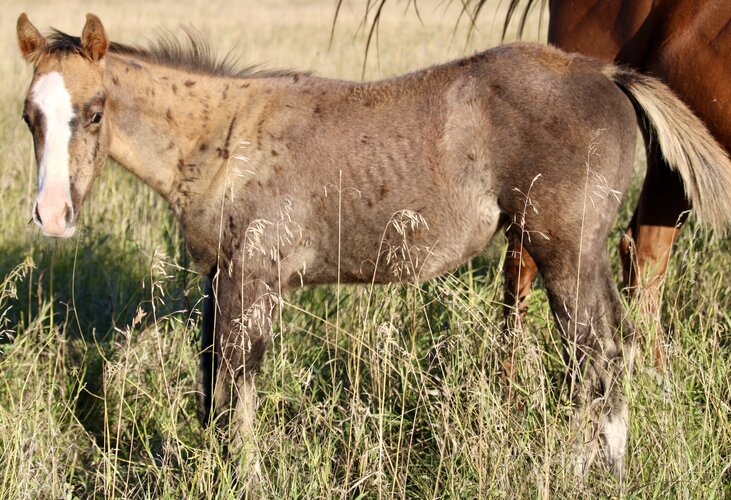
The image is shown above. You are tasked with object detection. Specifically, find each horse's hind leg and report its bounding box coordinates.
[532,242,636,480]
[503,233,539,327]
[501,233,539,382]
[619,144,688,372]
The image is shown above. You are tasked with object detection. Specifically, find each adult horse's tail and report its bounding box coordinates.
[604,66,731,231]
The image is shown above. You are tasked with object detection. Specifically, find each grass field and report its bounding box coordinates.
[1,0,729,497]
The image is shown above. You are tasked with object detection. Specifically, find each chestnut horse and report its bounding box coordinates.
[17,13,731,480]
[503,0,731,368]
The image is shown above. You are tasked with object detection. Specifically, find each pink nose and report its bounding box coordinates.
[33,198,75,238]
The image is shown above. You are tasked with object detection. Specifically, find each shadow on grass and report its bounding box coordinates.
[2,235,195,336]
[0,233,201,445]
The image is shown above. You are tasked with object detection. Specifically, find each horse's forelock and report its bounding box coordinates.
[45,30,84,56]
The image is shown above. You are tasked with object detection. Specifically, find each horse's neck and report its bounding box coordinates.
[103,55,260,212]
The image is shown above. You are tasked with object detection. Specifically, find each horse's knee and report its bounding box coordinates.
[211,333,268,429]
[212,369,257,422]
[231,375,258,446]
[208,281,273,452]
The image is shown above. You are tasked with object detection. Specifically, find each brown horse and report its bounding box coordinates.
[503,0,731,368]
[16,13,731,480]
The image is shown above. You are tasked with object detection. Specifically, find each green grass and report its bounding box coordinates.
[1,0,730,497]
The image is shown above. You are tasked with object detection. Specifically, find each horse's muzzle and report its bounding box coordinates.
[33,196,75,238]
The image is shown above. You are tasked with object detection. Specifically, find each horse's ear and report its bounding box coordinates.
[17,13,46,64]
[81,13,108,61]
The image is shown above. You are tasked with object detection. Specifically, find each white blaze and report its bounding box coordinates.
[31,71,75,237]
[32,71,74,193]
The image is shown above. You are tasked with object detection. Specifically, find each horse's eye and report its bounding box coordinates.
[22,113,30,127]
[90,112,103,125]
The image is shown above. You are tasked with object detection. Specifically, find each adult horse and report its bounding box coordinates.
[16,13,731,480]
[502,0,731,368]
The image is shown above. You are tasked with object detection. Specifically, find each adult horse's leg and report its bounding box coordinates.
[502,233,539,382]
[619,143,689,371]
[197,270,216,426]
[503,233,539,326]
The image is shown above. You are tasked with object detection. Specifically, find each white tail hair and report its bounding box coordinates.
[605,65,731,232]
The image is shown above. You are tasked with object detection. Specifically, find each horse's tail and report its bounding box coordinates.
[604,65,731,232]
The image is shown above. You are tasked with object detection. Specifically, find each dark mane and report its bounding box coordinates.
[46,28,304,79]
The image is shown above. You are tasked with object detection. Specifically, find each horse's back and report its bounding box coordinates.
[232,43,639,285]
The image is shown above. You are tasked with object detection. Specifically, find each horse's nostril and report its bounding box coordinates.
[63,203,74,224]
[33,203,42,226]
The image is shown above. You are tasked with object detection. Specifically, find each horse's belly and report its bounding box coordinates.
[358,191,502,283]
[420,197,501,280]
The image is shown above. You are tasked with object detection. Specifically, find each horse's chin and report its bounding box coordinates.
[41,225,76,239]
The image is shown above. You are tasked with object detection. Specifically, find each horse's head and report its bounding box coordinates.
[17,13,110,238]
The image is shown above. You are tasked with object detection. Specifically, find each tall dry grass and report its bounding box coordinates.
[0,0,729,497]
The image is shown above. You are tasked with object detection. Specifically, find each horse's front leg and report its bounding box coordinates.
[196,271,216,426]
[208,266,276,475]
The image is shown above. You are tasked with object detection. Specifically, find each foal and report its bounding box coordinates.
[17,13,731,479]
[502,0,731,370]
